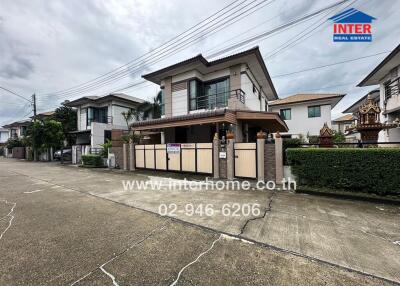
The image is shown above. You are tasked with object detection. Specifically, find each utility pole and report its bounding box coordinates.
[32,94,38,161]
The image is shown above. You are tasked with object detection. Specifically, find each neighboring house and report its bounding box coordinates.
[65,93,145,148]
[2,119,31,139]
[0,128,9,144]
[358,43,400,142]
[269,93,345,139]
[342,89,380,142]
[130,47,288,143]
[332,114,356,133]
[31,111,55,120]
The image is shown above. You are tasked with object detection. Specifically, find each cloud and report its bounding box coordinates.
[0,0,399,126]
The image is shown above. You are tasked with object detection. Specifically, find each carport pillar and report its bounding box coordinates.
[275,134,283,184]
[257,138,265,182]
[227,138,234,180]
[129,143,135,171]
[213,137,219,179]
[123,143,128,171]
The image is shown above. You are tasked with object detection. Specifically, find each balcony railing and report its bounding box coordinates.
[192,89,245,111]
[88,116,113,126]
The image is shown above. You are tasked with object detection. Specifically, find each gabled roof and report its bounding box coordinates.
[343,89,380,113]
[329,8,376,23]
[332,114,356,122]
[2,119,31,129]
[142,47,278,100]
[269,93,345,108]
[358,44,400,86]
[65,93,144,107]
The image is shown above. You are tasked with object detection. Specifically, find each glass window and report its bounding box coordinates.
[160,88,165,116]
[280,108,291,120]
[87,107,108,125]
[203,78,229,109]
[308,106,321,118]
[189,80,198,111]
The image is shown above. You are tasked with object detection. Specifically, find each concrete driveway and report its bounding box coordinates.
[0,158,399,285]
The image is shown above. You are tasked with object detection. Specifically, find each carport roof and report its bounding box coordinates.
[130,109,288,132]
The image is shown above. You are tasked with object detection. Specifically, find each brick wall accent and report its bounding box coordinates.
[264,143,276,182]
[111,129,124,147]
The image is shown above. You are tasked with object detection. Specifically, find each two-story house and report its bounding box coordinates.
[65,93,145,148]
[268,93,344,139]
[130,47,288,142]
[2,119,31,139]
[358,43,400,142]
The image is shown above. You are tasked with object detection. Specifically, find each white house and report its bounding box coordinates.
[358,43,400,142]
[65,93,145,149]
[130,47,288,143]
[269,93,344,139]
[2,119,31,139]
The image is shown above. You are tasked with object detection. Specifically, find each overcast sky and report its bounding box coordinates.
[1,0,399,126]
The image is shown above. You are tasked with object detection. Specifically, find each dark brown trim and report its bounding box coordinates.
[269,94,345,107]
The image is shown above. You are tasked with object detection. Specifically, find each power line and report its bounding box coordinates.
[43,0,344,101]
[271,51,390,78]
[40,0,252,97]
[42,0,273,100]
[206,0,349,58]
[0,86,31,103]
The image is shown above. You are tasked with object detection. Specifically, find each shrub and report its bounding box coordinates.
[81,154,103,167]
[287,148,400,196]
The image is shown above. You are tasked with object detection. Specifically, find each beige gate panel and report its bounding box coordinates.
[181,145,196,172]
[234,143,256,178]
[135,145,145,168]
[155,144,167,170]
[196,143,212,174]
[168,153,180,171]
[145,145,155,169]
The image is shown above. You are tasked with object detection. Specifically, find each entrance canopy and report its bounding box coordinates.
[130,109,288,133]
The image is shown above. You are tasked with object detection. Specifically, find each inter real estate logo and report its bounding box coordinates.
[329,8,376,42]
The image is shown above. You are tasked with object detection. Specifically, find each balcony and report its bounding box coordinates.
[191,89,245,111]
[87,115,113,126]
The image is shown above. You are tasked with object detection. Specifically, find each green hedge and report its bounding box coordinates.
[81,154,103,167]
[287,148,400,195]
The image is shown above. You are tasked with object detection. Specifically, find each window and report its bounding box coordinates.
[195,78,229,110]
[160,88,165,116]
[87,106,108,126]
[308,106,321,118]
[252,84,257,94]
[188,80,200,111]
[104,130,112,143]
[265,100,268,111]
[280,108,291,120]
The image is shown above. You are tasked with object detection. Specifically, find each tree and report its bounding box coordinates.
[27,119,65,153]
[52,104,77,146]
[333,130,346,143]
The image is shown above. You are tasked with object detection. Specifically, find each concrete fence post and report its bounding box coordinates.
[257,138,265,182]
[213,137,220,179]
[123,143,128,171]
[129,143,135,171]
[226,138,235,180]
[275,136,283,184]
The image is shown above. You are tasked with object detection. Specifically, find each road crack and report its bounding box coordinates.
[0,199,16,241]
[238,191,275,236]
[170,234,222,286]
[70,220,170,285]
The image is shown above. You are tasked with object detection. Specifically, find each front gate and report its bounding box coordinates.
[134,143,213,174]
[234,143,257,179]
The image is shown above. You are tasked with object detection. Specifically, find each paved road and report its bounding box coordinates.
[0,158,399,285]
